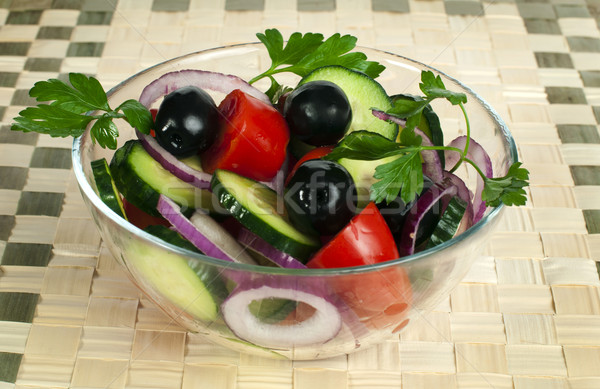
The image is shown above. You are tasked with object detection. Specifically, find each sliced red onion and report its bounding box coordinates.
[156,194,256,265]
[139,69,270,109]
[397,181,458,256]
[414,128,443,183]
[137,130,212,190]
[444,136,493,223]
[372,109,443,183]
[442,171,474,234]
[372,109,400,125]
[237,227,307,269]
[221,276,342,348]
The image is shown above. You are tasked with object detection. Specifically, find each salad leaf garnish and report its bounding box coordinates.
[250,29,385,101]
[482,162,529,207]
[327,70,530,207]
[12,73,152,149]
[325,131,426,204]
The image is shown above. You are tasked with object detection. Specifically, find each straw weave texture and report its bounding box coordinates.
[1,0,600,388]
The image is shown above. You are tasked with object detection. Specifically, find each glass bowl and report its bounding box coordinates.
[72,43,517,360]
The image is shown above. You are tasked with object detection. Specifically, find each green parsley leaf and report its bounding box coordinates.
[117,99,153,134]
[12,73,153,149]
[324,131,425,204]
[419,70,467,105]
[399,119,423,147]
[251,29,385,99]
[90,115,119,150]
[482,162,530,207]
[325,130,403,161]
[328,68,530,208]
[12,105,93,137]
[371,151,423,204]
[387,96,432,119]
[257,29,324,69]
[29,73,110,113]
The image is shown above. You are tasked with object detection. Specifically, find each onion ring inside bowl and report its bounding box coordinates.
[222,277,342,348]
[138,69,271,108]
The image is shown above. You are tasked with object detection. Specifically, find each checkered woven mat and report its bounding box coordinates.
[1,0,600,387]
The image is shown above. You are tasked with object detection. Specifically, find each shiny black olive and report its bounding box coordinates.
[284,159,357,236]
[154,86,220,158]
[377,175,438,246]
[283,80,352,146]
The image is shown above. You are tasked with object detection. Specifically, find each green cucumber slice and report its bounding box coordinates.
[337,155,398,208]
[110,140,200,217]
[248,297,297,324]
[426,196,468,249]
[211,169,320,262]
[144,224,230,303]
[299,65,398,140]
[91,158,127,219]
[128,240,220,322]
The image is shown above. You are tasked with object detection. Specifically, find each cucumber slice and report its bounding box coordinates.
[144,224,230,303]
[211,169,321,262]
[110,140,203,217]
[299,65,398,140]
[426,196,467,249]
[248,297,297,324]
[338,155,398,208]
[91,158,127,219]
[128,239,220,322]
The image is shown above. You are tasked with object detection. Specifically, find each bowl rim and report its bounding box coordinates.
[72,42,518,277]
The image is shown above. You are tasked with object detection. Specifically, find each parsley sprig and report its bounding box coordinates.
[326,70,530,207]
[249,29,385,101]
[12,73,152,149]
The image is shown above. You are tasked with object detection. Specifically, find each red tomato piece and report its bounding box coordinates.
[306,202,412,330]
[123,198,170,230]
[285,145,334,186]
[306,202,399,268]
[150,108,158,137]
[201,89,290,182]
[343,266,412,330]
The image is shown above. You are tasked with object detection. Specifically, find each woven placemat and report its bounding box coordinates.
[1,0,600,387]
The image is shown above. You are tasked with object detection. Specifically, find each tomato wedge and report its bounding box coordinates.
[306,202,399,268]
[285,145,334,185]
[306,202,412,330]
[201,89,289,182]
[123,198,170,230]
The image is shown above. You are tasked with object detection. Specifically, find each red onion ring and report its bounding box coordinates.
[137,130,212,190]
[138,69,271,109]
[156,194,256,265]
[236,227,307,269]
[397,180,458,256]
[444,136,493,223]
[371,110,443,183]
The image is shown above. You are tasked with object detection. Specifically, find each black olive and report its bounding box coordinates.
[283,80,352,146]
[154,86,220,158]
[284,159,357,236]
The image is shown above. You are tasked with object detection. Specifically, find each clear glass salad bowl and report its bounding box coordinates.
[72,43,517,360]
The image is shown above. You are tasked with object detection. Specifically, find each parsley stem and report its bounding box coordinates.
[462,157,488,183]
[249,66,292,85]
[448,102,470,174]
[248,74,263,85]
